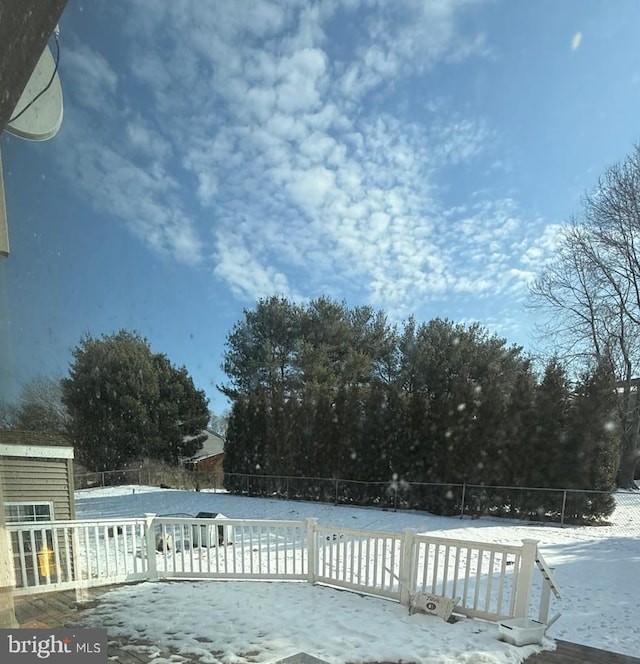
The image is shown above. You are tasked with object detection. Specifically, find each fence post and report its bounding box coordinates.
[334,479,339,506]
[560,490,567,527]
[101,472,105,487]
[306,518,318,585]
[460,483,466,518]
[144,513,158,581]
[399,528,417,607]
[514,539,538,618]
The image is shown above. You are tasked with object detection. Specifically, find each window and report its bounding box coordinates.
[6,502,56,587]
[4,502,53,523]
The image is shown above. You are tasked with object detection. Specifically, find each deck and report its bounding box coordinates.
[12,587,640,664]
[525,641,640,664]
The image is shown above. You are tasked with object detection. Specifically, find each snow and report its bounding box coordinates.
[73,486,640,663]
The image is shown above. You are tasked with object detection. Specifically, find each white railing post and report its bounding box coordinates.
[514,539,538,619]
[306,518,318,585]
[538,567,554,623]
[72,525,91,606]
[399,528,417,607]
[144,513,158,581]
[535,553,561,624]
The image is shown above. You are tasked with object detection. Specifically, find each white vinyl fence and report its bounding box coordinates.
[7,515,559,623]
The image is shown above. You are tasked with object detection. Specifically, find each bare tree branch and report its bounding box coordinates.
[530,144,640,486]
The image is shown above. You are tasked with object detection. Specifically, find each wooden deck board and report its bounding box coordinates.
[13,587,640,664]
[15,588,163,664]
[524,640,640,664]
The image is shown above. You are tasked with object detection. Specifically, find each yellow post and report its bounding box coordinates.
[37,542,54,579]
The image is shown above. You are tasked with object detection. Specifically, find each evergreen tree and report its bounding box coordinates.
[500,364,537,486]
[566,359,619,519]
[221,297,616,521]
[222,296,303,398]
[361,380,400,482]
[529,358,573,489]
[62,330,209,471]
[147,356,210,464]
[224,396,248,492]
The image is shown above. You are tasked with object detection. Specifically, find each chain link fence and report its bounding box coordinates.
[223,474,633,526]
[75,468,640,533]
[75,466,224,492]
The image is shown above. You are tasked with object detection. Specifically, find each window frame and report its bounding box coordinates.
[4,501,55,524]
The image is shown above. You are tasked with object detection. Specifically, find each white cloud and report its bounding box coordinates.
[572,32,582,51]
[196,173,219,205]
[213,230,293,301]
[58,0,552,329]
[57,107,204,266]
[168,226,204,266]
[125,118,171,161]
[63,44,118,111]
[521,224,564,268]
[288,166,336,210]
[276,48,328,113]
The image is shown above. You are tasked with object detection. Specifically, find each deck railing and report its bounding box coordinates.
[7,515,559,623]
[312,524,405,602]
[148,515,308,581]
[7,517,149,593]
[412,534,533,620]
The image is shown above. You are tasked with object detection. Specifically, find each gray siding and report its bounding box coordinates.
[1,457,74,521]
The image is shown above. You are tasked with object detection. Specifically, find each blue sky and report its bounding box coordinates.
[2,0,640,413]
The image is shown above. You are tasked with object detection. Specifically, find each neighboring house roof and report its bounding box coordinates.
[615,378,640,391]
[0,429,74,459]
[183,429,225,463]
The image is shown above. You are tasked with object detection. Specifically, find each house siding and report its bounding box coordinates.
[194,454,224,473]
[1,457,74,520]
[0,432,77,589]
[0,430,76,522]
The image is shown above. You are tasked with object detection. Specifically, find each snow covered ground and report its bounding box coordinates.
[73,486,640,663]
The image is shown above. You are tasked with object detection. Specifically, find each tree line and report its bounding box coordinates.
[1,305,621,522]
[6,142,640,517]
[222,297,619,521]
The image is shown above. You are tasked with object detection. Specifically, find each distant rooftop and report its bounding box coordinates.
[183,429,224,462]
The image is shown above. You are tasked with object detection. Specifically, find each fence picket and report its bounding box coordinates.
[497,552,508,615]
[63,528,72,583]
[462,546,472,608]
[431,544,440,593]
[485,550,495,614]
[15,532,27,587]
[472,547,483,612]
[442,544,451,594]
